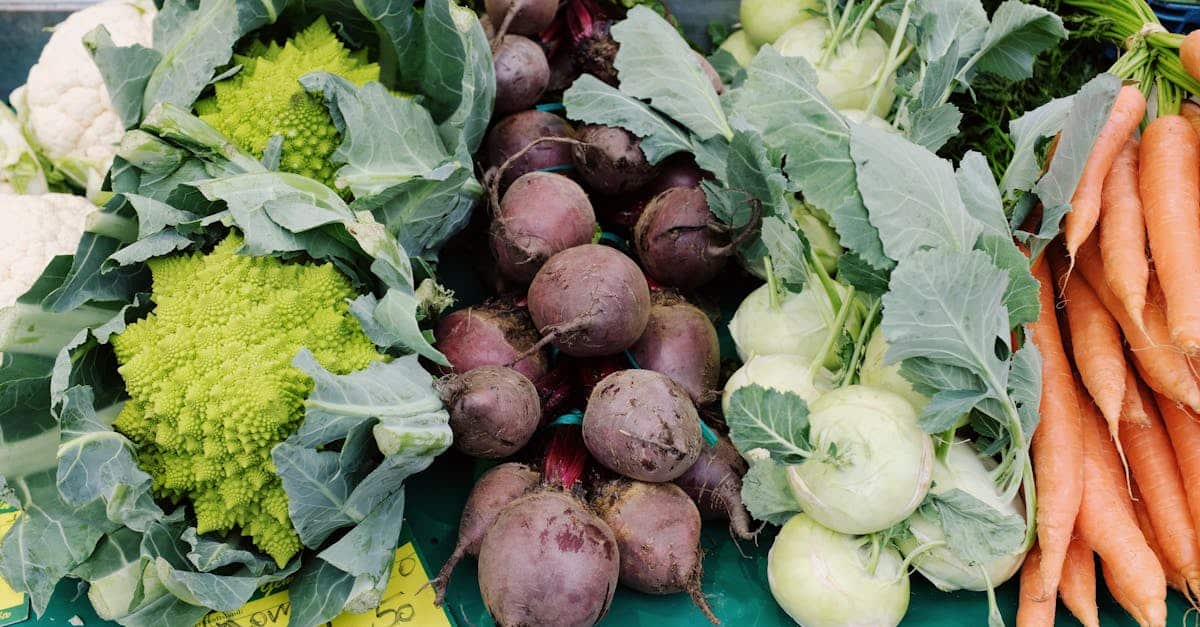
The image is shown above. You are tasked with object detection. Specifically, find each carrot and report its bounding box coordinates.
[1182,101,1200,137]
[1076,236,1200,411]
[1155,393,1200,545]
[1017,544,1056,627]
[1064,85,1147,262]
[1133,484,1187,593]
[1181,31,1200,84]
[1099,136,1149,331]
[1140,115,1200,353]
[1059,536,1099,627]
[1119,379,1200,598]
[1122,367,1152,426]
[1076,396,1167,627]
[1028,255,1085,599]
[1058,267,1127,436]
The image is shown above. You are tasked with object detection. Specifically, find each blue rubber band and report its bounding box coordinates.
[536,102,566,112]
[598,231,630,254]
[700,422,719,447]
[538,163,576,173]
[550,410,584,426]
[623,349,641,370]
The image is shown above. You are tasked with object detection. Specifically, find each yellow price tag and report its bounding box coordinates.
[0,507,29,627]
[199,542,451,627]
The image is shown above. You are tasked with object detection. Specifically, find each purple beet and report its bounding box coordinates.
[439,366,542,459]
[490,171,597,283]
[430,463,540,604]
[486,0,558,37]
[594,480,718,623]
[629,292,720,405]
[492,35,550,116]
[582,369,703,482]
[527,244,651,357]
[642,155,710,199]
[673,435,754,540]
[634,186,730,289]
[478,491,620,626]
[434,297,548,382]
[485,110,576,190]
[572,125,658,195]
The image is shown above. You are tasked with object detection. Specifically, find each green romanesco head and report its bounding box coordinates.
[111,234,385,566]
[195,16,379,190]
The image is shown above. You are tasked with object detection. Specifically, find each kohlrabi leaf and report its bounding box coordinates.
[612,6,732,141]
[921,389,991,434]
[926,489,1026,565]
[84,27,161,130]
[1008,342,1043,440]
[725,385,811,465]
[730,48,889,269]
[968,1,1066,82]
[1000,94,1073,201]
[1027,74,1121,254]
[563,75,693,164]
[741,456,802,526]
[906,103,962,153]
[976,234,1040,327]
[837,253,891,296]
[910,0,988,64]
[850,125,983,260]
[303,73,451,198]
[956,152,1009,238]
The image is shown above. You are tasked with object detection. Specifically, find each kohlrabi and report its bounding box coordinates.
[786,385,934,535]
[768,513,910,627]
[896,442,1028,594]
[774,19,895,116]
[728,281,859,370]
[719,30,759,68]
[739,0,822,47]
[858,327,929,413]
[722,354,832,415]
[788,198,841,274]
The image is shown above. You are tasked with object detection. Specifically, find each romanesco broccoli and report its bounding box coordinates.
[111,234,384,566]
[195,16,379,190]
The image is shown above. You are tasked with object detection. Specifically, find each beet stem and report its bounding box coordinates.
[687,567,721,625]
[544,427,588,488]
[488,136,585,210]
[491,0,521,46]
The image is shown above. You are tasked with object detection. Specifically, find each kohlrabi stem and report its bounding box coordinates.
[895,540,947,578]
[825,0,837,33]
[865,0,913,116]
[981,566,1003,627]
[819,0,857,68]
[840,297,881,387]
[850,0,886,45]
[810,286,857,387]
[764,256,782,310]
[1021,461,1037,550]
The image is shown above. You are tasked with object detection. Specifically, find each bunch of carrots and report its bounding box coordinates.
[1017,82,1200,627]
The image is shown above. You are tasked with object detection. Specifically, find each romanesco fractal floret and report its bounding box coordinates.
[111,234,384,566]
[194,16,379,190]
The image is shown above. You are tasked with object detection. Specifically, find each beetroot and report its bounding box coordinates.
[485,110,576,190]
[527,244,651,357]
[568,0,620,86]
[594,480,718,623]
[439,366,542,459]
[490,171,597,283]
[434,297,548,382]
[572,125,658,195]
[629,292,720,405]
[634,186,729,289]
[583,369,703,481]
[492,35,550,116]
[673,435,754,540]
[486,0,558,38]
[430,463,540,604]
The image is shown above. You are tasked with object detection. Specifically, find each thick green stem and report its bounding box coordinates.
[820,0,857,68]
[866,0,913,116]
[841,297,881,387]
[810,287,856,387]
[764,256,781,310]
[850,0,886,45]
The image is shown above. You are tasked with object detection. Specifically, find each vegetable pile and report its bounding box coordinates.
[4,0,1200,625]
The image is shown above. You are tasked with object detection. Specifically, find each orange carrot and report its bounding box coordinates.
[1133,484,1187,593]
[1140,115,1200,352]
[1182,101,1200,137]
[1076,236,1200,411]
[1017,545,1056,627]
[1119,380,1200,598]
[1059,269,1127,435]
[1155,393,1200,543]
[1122,367,1152,426]
[1076,396,1166,627]
[1099,136,1149,331]
[1065,85,1147,262]
[1059,536,1099,627]
[1029,255,1085,599]
[1181,31,1200,84]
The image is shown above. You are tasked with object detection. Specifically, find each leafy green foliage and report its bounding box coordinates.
[725,385,811,465]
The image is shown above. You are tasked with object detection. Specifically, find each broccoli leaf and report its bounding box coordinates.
[563,75,693,164]
[926,489,1026,565]
[612,6,732,141]
[741,456,802,526]
[350,169,480,262]
[730,48,889,269]
[289,558,356,626]
[725,385,811,465]
[84,27,161,130]
[318,488,405,580]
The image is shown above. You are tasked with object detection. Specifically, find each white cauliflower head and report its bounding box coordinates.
[0,103,48,195]
[0,193,96,307]
[10,0,155,198]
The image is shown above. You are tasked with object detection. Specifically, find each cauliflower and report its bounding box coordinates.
[0,104,48,195]
[10,0,155,198]
[0,193,95,307]
[195,16,379,190]
[110,235,386,566]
